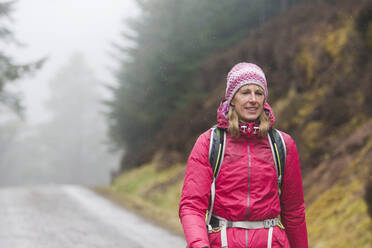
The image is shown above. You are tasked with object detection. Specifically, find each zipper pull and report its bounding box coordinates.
[241,125,248,133]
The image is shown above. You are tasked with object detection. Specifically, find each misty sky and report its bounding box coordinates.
[7,0,138,124]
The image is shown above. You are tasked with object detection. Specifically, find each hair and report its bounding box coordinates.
[227,107,240,138]
[227,107,270,138]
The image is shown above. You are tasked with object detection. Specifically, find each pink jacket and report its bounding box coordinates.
[179,102,308,248]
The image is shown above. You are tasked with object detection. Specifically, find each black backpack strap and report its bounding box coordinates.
[268,128,287,192]
[208,127,226,178]
[206,126,226,226]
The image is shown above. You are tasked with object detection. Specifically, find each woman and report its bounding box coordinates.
[179,62,308,248]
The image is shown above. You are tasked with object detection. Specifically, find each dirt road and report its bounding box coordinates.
[0,185,186,247]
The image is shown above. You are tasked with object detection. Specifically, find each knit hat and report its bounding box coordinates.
[221,62,268,118]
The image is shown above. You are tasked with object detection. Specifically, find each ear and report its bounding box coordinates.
[230,98,236,107]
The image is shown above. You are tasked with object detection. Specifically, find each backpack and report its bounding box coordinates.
[206,126,286,225]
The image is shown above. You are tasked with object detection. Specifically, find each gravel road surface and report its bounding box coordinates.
[0,185,186,248]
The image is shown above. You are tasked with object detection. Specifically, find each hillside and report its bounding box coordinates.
[107,0,372,247]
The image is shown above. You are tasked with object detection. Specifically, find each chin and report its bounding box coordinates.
[246,115,259,121]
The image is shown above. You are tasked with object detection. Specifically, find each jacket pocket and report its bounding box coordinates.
[208,232,221,247]
[272,227,290,248]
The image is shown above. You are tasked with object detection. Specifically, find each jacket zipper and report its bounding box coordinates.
[246,140,251,219]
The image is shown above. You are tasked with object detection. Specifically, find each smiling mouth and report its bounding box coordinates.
[245,107,257,111]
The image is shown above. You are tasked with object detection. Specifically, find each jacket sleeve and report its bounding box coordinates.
[280,133,308,248]
[179,130,213,248]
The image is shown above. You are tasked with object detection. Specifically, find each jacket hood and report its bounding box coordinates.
[216,98,276,130]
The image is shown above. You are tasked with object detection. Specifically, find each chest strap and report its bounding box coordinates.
[208,215,279,248]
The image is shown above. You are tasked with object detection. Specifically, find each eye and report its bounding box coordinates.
[255,91,263,96]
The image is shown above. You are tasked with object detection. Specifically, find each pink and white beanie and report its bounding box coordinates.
[221,62,268,118]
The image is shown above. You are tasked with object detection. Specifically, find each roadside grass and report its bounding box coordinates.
[94,162,185,236]
[307,180,372,248]
[307,137,372,248]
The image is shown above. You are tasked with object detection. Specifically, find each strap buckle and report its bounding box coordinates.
[207,224,222,233]
[263,218,277,228]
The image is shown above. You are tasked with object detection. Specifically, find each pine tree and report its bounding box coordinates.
[0,1,43,112]
[40,54,116,185]
[108,0,307,169]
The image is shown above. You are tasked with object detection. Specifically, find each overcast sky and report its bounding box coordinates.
[7,0,138,124]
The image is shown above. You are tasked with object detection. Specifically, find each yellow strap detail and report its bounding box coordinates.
[273,143,281,175]
[214,143,222,176]
[278,217,285,230]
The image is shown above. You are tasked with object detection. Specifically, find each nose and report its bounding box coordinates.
[248,92,257,103]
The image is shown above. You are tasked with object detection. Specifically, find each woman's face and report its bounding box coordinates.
[231,84,265,122]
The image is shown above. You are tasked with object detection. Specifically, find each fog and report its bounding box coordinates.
[0,1,138,186]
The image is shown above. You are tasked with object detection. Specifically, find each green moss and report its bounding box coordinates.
[308,184,372,247]
[322,19,353,61]
[300,121,324,164]
[290,86,327,127]
[295,46,316,84]
[341,136,372,179]
[302,121,323,150]
[273,88,297,120]
[342,114,368,135]
[359,137,372,158]
[307,170,372,247]
[305,165,328,203]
